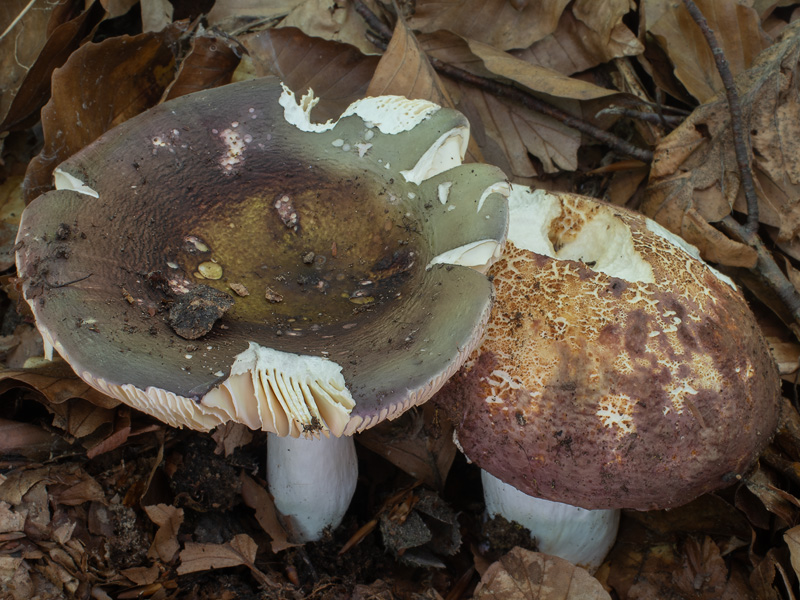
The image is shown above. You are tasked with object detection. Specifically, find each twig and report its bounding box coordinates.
[595,106,684,126]
[683,1,800,334]
[682,0,759,239]
[351,0,653,163]
[721,217,800,335]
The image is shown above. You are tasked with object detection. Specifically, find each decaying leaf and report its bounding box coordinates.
[0,2,106,133]
[647,0,769,103]
[279,0,377,56]
[176,532,275,587]
[0,1,60,128]
[239,472,296,553]
[144,503,183,562]
[474,546,611,599]
[366,15,453,108]
[162,27,242,100]
[23,25,184,202]
[206,0,304,30]
[238,27,378,122]
[407,0,571,50]
[513,0,642,75]
[357,405,456,490]
[644,20,800,266]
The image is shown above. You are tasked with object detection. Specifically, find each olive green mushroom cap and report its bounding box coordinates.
[15,77,509,437]
[439,185,781,510]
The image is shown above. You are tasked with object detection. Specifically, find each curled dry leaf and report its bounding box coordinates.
[473,546,611,600]
[786,525,800,580]
[643,21,800,266]
[0,175,24,271]
[467,38,623,101]
[0,2,105,133]
[408,0,571,50]
[279,0,378,56]
[511,0,642,76]
[144,503,183,563]
[23,25,184,202]
[239,472,296,553]
[206,0,305,30]
[357,405,456,491]
[176,532,275,587]
[366,15,453,109]
[238,27,378,123]
[162,28,242,100]
[0,0,54,127]
[647,0,769,103]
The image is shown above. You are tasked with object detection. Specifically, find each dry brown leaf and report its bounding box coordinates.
[416,31,581,175]
[177,533,275,587]
[0,175,24,271]
[238,27,377,123]
[647,0,769,102]
[0,418,64,459]
[162,28,242,100]
[513,0,642,76]
[144,503,183,562]
[211,422,253,457]
[119,564,160,586]
[745,465,800,525]
[463,89,581,176]
[141,0,173,33]
[750,547,792,600]
[23,25,183,202]
[206,0,304,29]
[0,0,57,127]
[786,525,800,576]
[357,405,456,490]
[239,472,296,553]
[407,0,571,51]
[100,0,140,19]
[644,19,800,266]
[366,15,452,107]
[279,0,378,56]
[467,38,622,100]
[0,2,105,133]
[474,546,611,599]
[0,361,117,410]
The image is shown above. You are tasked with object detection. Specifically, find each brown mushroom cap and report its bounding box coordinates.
[16,77,509,437]
[439,186,781,511]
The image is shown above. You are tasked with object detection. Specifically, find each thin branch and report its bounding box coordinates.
[595,106,684,126]
[351,0,653,163]
[682,0,760,239]
[721,216,800,336]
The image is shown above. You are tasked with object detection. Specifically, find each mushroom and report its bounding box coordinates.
[15,77,510,542]
[438,184,781,570]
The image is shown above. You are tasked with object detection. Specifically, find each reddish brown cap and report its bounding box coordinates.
[15,77,509,437]
[440,186,781,510]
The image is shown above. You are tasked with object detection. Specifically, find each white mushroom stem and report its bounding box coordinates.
[482,471,620,572]
[267,433,358,542]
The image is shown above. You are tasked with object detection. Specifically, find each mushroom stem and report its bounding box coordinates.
[482,471,620,572]
[267,433,358,542]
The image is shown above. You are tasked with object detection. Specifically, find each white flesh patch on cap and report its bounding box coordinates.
[399,128,469,184]
[507,185,654,284]
[205,342,356,437]
[54,168,99,198]
[428,239,503,271]
[477,181,512,213]
[279,84,441,135]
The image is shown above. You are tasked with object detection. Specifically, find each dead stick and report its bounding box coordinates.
[352,0,653,163]
[721,216,800,336]
[682,0,759,239]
